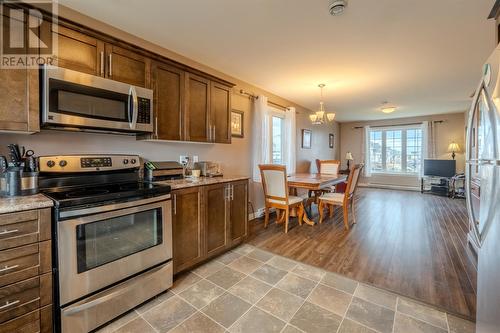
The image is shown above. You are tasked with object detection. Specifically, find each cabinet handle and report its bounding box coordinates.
[108,53,112,77]
[231,184,234,200]
[0,300,20,310]
[173,194,176,215]
[100,51,104,76]
[0,229,18,236]
[0,265,19,273]
[212,126,216,142]
[155,115,159,139]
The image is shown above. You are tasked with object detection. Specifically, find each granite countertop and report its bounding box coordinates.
[155,175,250,190]
[0,193,53,214]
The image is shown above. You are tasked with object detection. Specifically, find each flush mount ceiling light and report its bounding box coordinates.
[329,0,348,16]
[380,101,396,114]
[309,84,336,125]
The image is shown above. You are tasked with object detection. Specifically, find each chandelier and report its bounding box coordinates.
[309,84,335,124]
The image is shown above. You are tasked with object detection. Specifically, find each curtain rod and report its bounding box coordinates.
[239,89,289,111]
[352,120,445,130]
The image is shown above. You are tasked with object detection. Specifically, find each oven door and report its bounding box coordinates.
[41,66,153,133]
[57,196,171,305]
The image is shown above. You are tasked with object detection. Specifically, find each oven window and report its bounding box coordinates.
[58,90,128,121]
[76,208,162,273]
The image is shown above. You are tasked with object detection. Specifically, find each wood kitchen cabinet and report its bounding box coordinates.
[210,82,232,144]
[229,180,249,245]
[53,25,104,76]
[55,24,150,87]
[152,61,185,141]
[0,208,53,333]
[105,44,150,87]
[204,184,229,256]
[172,187,204,274]
[172,180,249,275]
[185,73,211,142]
[0,10,39,133]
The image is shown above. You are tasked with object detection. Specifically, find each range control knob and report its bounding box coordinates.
[46,160,55,168]
[59,160,67,167]
[123,159,129,165]
[130,159,137,164]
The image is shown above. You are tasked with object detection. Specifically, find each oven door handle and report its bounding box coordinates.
[128,86,138,130]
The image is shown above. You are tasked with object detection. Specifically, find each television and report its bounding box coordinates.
[423,159,456,177]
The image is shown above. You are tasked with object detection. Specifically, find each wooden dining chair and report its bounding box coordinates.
[259,164,305,233]
[318,164,364,230]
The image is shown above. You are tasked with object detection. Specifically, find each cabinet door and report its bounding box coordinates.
[210,82,232,144]
[229,180,248,245]
[105,44,150,87]
[54,25,104,76]
[172,187,203,274]
[204,184,228,256]
[0,11,39,133]
[185,73,210,142]
[153,62,184,140]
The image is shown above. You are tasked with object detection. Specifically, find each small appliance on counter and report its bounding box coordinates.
[144,161,184,181]
[0,144,39,196]
[194,161,223,177]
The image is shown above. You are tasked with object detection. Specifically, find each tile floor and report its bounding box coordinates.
[96,244,475,333]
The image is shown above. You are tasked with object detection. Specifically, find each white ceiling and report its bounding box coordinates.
[59,0,496,122]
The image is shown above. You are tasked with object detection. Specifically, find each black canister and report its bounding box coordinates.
[5,167,22,197]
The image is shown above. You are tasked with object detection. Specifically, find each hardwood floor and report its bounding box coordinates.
[247,187,477,320]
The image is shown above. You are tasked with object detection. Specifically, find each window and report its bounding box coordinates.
[271,115,285,164]
[369,127,423,174]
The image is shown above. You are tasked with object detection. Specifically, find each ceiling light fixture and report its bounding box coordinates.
[310,84,336,125]
[380,101,396,114]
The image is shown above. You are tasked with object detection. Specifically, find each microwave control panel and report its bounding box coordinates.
[137,97,151,124]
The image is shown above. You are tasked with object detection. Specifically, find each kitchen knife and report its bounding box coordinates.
[0,156,7,173]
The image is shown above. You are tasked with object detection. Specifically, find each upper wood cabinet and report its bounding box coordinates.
[53,25,104,76]
[153,62,184,141]
[105,44,150,87]
[185,73,211,142]
[211,82,232,144]
[55,25,150,88]
[0,11,39,133]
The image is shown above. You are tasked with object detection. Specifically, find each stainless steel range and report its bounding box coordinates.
[39,154,172,333]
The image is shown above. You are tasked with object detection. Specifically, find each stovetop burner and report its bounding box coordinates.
[42,181,171,209]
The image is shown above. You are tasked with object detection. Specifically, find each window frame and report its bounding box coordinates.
[369,125,423,176]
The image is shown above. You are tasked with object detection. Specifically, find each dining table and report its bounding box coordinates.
[287,173,348,225]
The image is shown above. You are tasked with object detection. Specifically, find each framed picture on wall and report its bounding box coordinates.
[329,133,334,148]
[302,129,312,149]
[231,110,244,138]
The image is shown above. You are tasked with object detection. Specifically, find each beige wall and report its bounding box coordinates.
[0,5,340,215]
[339,112,466,189]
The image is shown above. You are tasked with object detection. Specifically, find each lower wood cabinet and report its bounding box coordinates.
[0,208,53,332]
[172,180,249,274]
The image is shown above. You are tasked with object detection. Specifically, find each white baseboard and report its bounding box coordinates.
[359,183,420,192]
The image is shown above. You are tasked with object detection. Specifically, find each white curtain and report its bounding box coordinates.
[362,125,371,177]
[421,120,435,176]
[284,107,296,174]
[252,95,271,182]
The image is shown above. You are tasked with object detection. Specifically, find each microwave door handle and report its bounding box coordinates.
[128,86,139,130]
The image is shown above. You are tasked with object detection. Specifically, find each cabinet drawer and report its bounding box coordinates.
[0,304,52,333]
[0,209,50,250]
[0,241,51,287]
[0,273,52,323]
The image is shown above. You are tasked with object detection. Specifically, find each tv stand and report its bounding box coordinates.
[421,176,450,197]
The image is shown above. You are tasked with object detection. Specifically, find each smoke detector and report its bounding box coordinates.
[329,0,347,16]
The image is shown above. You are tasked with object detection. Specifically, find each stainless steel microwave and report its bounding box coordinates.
[41,66,153,134]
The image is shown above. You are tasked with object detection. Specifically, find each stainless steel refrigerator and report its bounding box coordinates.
[466,45,500,333]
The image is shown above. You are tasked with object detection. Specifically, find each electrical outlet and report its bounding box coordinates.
[192,155,199,163]
[179,155,189,166]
